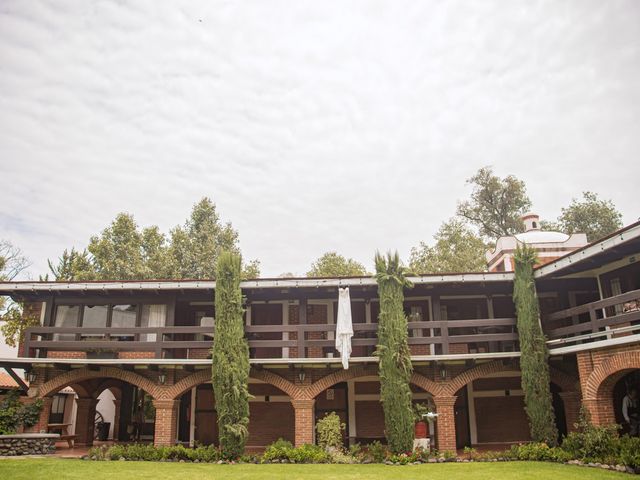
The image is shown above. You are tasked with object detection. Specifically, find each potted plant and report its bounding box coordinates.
[413,403,431,439]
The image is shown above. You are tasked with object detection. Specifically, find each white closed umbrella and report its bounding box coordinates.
[335,287,353,370]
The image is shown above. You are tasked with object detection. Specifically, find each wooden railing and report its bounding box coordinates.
[544,289,640,346]
[22,317,518,359]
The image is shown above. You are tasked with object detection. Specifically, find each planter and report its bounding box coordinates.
[414,421,427,439]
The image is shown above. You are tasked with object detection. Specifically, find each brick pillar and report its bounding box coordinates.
[153,399,179,446]
[75,398,99,446]
[434,396,457,453]
[24,396,52,433]
[559,391,581,433]
[292,399,315,446]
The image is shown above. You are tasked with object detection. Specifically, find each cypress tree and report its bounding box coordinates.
[375,251,415,453]
[513,244,558,446]
[212,251,250,458]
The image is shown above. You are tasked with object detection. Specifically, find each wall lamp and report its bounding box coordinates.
[158,371,167,385]
[26,370,37,384]
[297,368,306,383]
[439,365,447,380]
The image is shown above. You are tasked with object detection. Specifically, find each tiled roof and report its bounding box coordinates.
[0,372,26,389]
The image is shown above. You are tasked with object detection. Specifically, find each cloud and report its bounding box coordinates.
[0,0,639,279]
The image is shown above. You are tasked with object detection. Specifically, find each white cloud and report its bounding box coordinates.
[0,0,639,279]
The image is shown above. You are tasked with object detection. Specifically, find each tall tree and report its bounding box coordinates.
[0,240,37,348]
[541,192,623,242]
[47,248,96,281]
[212,251,250,458]
[457,166,532,240]
[307,252,368,277]
[46,197,260,281]
[409,218,487,274]
[88,213,147,280]
[513,245,558,446]
[375,251,414,454]
[168,198,241,279]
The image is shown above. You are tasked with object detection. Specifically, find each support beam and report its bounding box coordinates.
[4,367,28,392]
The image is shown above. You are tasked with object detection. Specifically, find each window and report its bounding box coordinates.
[81,305,109,338]
[53,305,80,341]
[140,305,166,342]
[111,305,138,340]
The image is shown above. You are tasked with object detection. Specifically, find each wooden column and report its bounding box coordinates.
[434,395,457,452]
[432,296,447,354]
[75,398,99,446]
[292,398,315,446]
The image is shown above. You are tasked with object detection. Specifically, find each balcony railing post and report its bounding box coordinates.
[589,307,598,333]
[298,299,307,358]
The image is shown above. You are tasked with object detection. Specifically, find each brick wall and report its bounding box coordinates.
[475,396,530,443]
[118,352,156,359]
[355,400,385,439]
[248,402,295,447]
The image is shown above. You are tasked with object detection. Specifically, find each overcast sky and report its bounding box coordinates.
[1,0,639,286]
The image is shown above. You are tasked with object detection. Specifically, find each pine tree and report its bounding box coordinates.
[513,244,558,446]
[375,251,415,453]
[212,251,250,458]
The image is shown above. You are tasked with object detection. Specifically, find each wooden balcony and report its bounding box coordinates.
[22,317,518,360]
[544,288,640,347]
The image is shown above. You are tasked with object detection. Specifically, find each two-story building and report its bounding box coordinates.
[1,219,639,452]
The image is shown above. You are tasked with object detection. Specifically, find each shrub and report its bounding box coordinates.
[89,443,221,462]
[315,412,345,450]
[0,390,43,435]
[617,436,640,469]
[261,439,329,464]
[366,440,388,463]
[560,408,619,463]
[510,442,570,463]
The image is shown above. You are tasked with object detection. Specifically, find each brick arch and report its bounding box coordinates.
[549,366,580,393]
[90,379,125,400]
[39,367,161,399]
[584,350,640,400]
[443,360,579,397]
[305,366,441,399]
[443,360,518,396]
[164,368,301,400]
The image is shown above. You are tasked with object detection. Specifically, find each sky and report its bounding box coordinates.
[1,0,639,286]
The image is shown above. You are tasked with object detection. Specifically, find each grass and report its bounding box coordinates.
[0,458,630,480]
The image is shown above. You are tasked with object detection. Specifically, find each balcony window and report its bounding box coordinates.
[140,305,166,342]
[81,305,109,339]
[53,305,80,341]
[111,305,138,341]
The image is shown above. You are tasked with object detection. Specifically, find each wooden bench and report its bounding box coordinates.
[59,434,77,448]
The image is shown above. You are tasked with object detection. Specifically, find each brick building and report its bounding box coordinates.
[1,220,639,452]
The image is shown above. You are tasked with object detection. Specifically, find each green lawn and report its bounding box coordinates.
[0,458,630,480]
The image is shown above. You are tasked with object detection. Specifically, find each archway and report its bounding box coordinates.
[584,351,640,426]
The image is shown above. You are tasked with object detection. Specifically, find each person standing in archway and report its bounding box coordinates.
[622,387,639,437]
